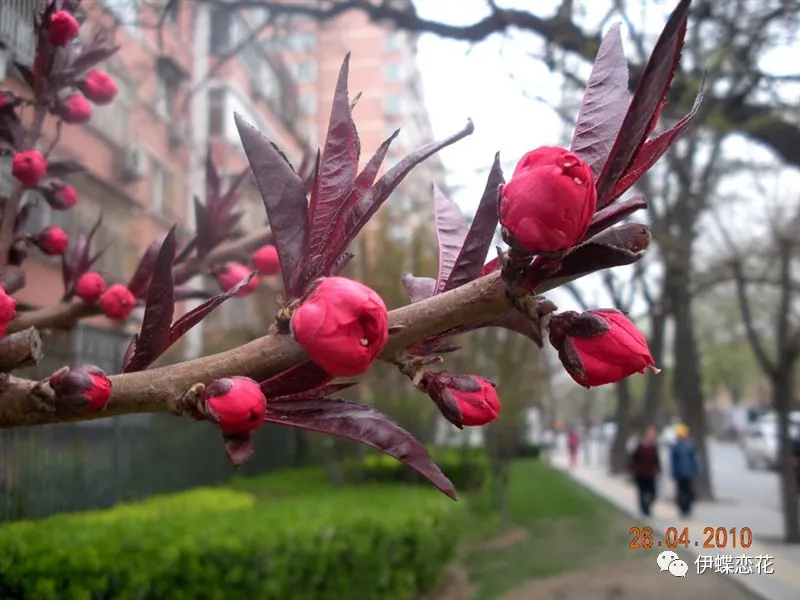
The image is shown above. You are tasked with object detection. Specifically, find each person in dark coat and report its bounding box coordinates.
[629,425,661,517]
[669,424,699,517]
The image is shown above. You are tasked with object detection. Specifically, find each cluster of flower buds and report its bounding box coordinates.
[290,276,389,377]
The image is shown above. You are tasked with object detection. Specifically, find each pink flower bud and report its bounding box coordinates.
[549,309,657,388]
[78,69,118,105]
[425,371,501,427]
[202,377,266,436]
[44,180,78,210]
[49,364,111,413]
[60,94,92,124]
[99,284,136,321]
[0,286,17,338]
[290,276,389,377]
[76,272,106,302]
[252,245,280,277]
[12,151,47,188]
[499,146,597,254]
[36,226,69,255]
[214,262,258,297]
[49,10,79,46]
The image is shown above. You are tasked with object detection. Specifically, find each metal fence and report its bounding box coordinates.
[0,325,297,523]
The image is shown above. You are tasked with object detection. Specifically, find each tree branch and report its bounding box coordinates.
[0,270,511,428]
[8,227,273,334]
[0,328,42,372]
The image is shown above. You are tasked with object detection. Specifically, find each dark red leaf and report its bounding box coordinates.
[166,271,256,347]
[12,63,36,91]
[260,360,332,398]
[205,152,221,208]
[273,382,357,401]
[173,286,214,301]
[0,110,23,147]
[595,0,690,206]
[444,153,504,292]
[585,194,647,240]
[224,433,254,466]
[127,237,163,298]
[330,252,354,276]
[305,55,360,266]
[401,274,435,303]
[120,333,138,373]
[299,130,398,291]
[607,86,704,203]
[265,398,457,500]
[122,227,177,373]
[433,185,469,294]
[217,168,251,219]
[570,24,630,180]
[62,234,86,294]
[193,196,214,257]
[68,45,121,76]
[46,160,85,178]
[335,120,475,264]
[235,114,308,296]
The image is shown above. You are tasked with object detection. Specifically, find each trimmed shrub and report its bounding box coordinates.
[0,484,461,600]
[346,447,489,491]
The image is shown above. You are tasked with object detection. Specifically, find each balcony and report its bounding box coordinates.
[0,0,46,68]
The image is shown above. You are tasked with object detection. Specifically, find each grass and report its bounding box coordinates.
[460,459,639,600]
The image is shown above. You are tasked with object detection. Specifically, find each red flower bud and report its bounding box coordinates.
[49,10,79,46]
[78,69,118,105]
[60,94,92,124]
[291,276,389,377]
[202,377,266,436]
[252,244,280,277]
[549,309,657,388]
[99,284,136,321]
[12,151,47,188]
[499,146,597,254]
[0,286,17,338]
[36,226,69,255]
[214,262,258,297]
[49,364,111,413]
[44,180,78,210]
[425,372,501,427]
[76,271,106,302]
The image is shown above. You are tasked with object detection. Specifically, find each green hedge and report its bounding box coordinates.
[345,447,489,491]
[0,483,461,600]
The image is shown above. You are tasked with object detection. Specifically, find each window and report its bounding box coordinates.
[299,92,317,115]
[104,0,139,32]
[156,72,178,119]
[385,31,404,52]
[384,62,402,82]
[290,60,317,83]
[284,31,317,52]
[0,1,39,66]
[209,9,233,53]
[208,88,226,136]
[385,93,403,117]
[91,67,132,146]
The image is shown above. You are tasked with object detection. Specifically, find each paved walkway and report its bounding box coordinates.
[550,453,800,600]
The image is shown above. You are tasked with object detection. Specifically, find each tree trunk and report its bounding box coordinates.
[670,278,715,500]
[773,368,800,544]
[609,378,633,474]
[639,307,668,429]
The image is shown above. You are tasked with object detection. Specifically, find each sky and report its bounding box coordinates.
[410,0,800,317]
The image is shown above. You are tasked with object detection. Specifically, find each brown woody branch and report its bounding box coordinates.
[0,270,510,428]
[0,328,42,372]
[7,227,272,334]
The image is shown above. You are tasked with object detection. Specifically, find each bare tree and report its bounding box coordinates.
[718,204,800,543]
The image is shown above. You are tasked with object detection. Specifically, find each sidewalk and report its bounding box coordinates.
[550,453,800,600]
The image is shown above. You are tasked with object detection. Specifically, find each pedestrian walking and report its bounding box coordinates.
[567,428,580,468]
[669,424,699,517]
[629,425,661,517]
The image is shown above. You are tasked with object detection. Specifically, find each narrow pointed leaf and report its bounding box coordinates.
[122,227,177,373]
[433,185,469,294]
[335,120,475,261]
[205,151,221,207]
[330,252,354,276]
[260,360,332,398]
[46,160,85,178]
[305,55,360,265]
[166,272,256,347]
[401,274,436,303]
[584,194,647,240]
[570,24,630,179]
[120,333,138,373]
[235,114,307,296]
[265,398,457,500]
[127,237,163,298]
[607,86,704,203]
[193,196,214,257]
[444,154,504,291]
[595,0,690,206]
[218,168,251,218]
